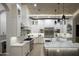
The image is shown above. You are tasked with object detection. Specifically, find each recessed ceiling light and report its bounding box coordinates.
[34,4,37,7]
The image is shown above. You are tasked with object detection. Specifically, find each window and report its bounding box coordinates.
[32,20,38,25]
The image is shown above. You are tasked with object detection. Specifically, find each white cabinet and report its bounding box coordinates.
[34,37,44,44]
[10,41,30,56]
[34,37,38,43]
[38,37,44,43]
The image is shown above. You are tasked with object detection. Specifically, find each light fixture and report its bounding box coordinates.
[62,14,65,19]
[58,18,60,22]
[57,3,60,23]
[38,9,41,11]
[55,20,57,24]
[54,9,57,24]
[34,4,37,7]
[62,3,65,19]
[62,3,66,24]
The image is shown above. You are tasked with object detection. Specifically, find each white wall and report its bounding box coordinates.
[16,4,22,37]
[31,19,68,33]
[0,4,6,42]
[21,5,31,27]
[0,12,6,35]
[6,4,18,55]
[0,4,6,35]
[0,4,5,11]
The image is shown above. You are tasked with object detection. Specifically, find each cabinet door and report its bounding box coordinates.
[23,44,27,56]
[34,37,38,43]
[23,43,30,56]
[26,43,30,53]
[11,47,22,56]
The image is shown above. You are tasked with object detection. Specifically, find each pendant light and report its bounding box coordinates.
[57,3,60,23]
[62,3,66,24]
[54,9,57,24]
[62,3,65,19]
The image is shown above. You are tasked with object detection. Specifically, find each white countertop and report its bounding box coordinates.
[44,38,79,48]
[0,40,6,43]
[10,41,30,46]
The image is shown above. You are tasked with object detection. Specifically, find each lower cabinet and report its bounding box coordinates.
[10,42,30,56]
[23,42,30,56]
[30,39,34,51]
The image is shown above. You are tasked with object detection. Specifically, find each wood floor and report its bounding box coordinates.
[29,43,44,56]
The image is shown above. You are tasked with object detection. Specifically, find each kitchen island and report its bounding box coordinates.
[44,38,79,56]
[10,41,30,56]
